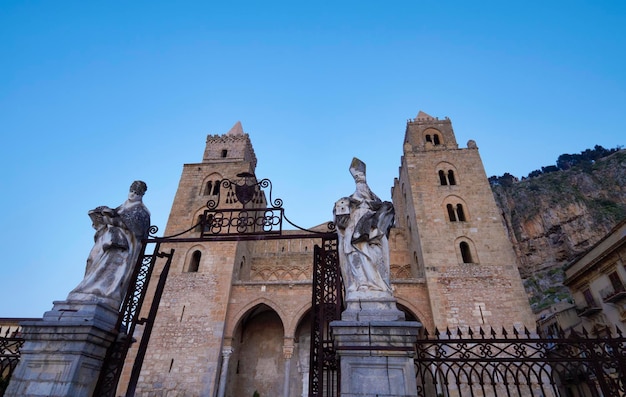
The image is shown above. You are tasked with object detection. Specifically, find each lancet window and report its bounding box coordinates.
[446,203,467,222]
[438,170,457,186]
[460,242,473,263]
[187,250,201,272]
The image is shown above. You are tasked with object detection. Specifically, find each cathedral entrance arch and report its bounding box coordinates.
[227,304,285,397]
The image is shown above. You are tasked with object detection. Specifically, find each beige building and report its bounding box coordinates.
[564,218,626,336]
[536,301,581,337]
[121,111,535,396]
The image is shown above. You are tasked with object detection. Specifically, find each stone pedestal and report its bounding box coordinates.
[330,320,421,397]
[342,297,406,322]
[4,300,119,397]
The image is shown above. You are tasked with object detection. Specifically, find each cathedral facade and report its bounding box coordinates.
[120,112,534,396]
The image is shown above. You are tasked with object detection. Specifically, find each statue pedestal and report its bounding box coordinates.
[330,320,421,397]
[342,296,406,322]
[4,300,119,397]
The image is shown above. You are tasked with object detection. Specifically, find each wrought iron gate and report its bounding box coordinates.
[309,236,341,397]
[93,239,174,397]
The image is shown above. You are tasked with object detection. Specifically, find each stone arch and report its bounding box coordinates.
[424,127,444,146]
[226,297,287,340]
[282,301,312,339]
[182,244,205,272]
[226,302,286,397]
[435,161,459,186]
[201,172,223,196]
[395,298,430,328]
[442,195,470,222]
[455,236,479,264]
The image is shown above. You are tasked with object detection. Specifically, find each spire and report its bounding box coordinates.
[226,121,244,136]
[416,111,434,120]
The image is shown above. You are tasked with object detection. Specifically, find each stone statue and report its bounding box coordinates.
[67,181,150,309]
[334,158,395,302]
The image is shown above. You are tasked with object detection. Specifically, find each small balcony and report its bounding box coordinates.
[576,305,602,317]
[602,286,626,304]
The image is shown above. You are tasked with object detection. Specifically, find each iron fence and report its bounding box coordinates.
[415,326,626,397]
[0,327,24,397]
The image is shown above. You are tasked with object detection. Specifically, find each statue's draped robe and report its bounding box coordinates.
[336,181,395,300]
[67,201,150,309]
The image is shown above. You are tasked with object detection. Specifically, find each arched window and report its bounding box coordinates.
[446,202,468,222]
[204,178,222,196]
[425,134,432,143]
[433,134,440,145]
[446,204,456,221]
[456,204,466,221]
[460,242,472,263]
[439,170,448,185]
[221,149,228,158]
[438,168,457,186]
[448,170,456,185]
[188,250,201,272]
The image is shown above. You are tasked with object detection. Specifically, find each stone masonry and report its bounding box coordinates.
[119,113,535,396]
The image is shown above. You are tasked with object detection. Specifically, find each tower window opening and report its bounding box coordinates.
[188,250,201,272]
[221,149,228,158]
[460,242,472,263]
[425,134,432,143]
[212,180,221,195]
[446,204,457,221]
[433,134,441,145]
[204,179,221,196]
[448,170,456,185]
[456,204,466,221]
[439,170,448,185]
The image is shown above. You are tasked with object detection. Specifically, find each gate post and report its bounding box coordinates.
[331,320,420,397]
[4,301,119,397]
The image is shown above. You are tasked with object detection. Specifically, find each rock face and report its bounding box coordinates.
[491,150,626,310]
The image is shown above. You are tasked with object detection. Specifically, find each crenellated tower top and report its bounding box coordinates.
[202,121,258,169]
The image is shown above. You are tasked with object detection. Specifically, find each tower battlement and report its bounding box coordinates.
[202,122,257,168]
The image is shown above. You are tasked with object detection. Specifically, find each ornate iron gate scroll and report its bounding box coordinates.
[309,236,341,397]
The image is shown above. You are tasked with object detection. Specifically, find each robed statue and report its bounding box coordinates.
[67,181,150,309]
[334,158,395,302]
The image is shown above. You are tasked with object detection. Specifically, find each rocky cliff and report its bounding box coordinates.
[491,150,626,311]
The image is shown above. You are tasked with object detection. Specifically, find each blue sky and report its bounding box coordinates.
[1,1,624,317]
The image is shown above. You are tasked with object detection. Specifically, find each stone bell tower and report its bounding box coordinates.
[392,111,534,330]
[129,121,259,397]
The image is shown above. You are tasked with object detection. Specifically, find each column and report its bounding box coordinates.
[283,344,294,397]
[216,347,233,397]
